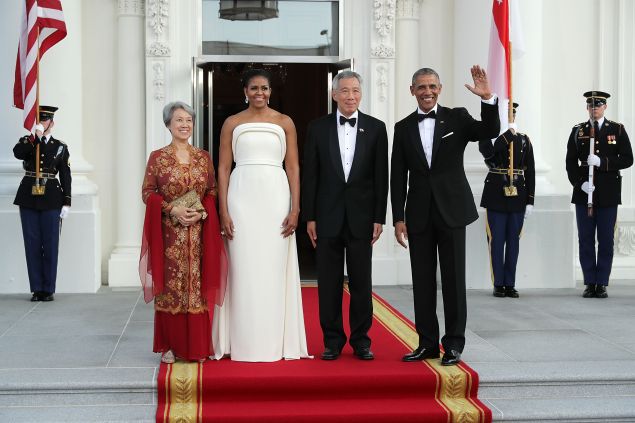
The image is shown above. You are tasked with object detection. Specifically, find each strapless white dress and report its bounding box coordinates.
[212,122,310,362]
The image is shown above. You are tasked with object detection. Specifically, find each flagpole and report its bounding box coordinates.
[507,41,513,124]
[33,25,44,196]
[587,95,595,217]
[504,40,517,197]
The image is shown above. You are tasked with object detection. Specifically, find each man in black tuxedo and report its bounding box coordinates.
[302,71,388,361]
[391,66,499,365]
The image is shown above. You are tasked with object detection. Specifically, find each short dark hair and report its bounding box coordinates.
[242,68,272,88]
[411,68,441,86]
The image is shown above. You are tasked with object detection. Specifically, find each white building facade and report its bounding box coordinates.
[0,0,633,293]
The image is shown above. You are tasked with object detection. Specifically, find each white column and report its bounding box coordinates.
[607,0,635,281]
[513,0,556,195]
[108,0,146,287]
[381,0,423,285]
[0,1,37,293]
[394,0,422,121]
[367,0,399,285]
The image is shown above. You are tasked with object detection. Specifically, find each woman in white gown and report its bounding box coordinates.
[214,69,310,362]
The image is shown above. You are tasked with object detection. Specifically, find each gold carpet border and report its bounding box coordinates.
[166,361,202,423]
[371,293,486,423]
[162,363,172,422]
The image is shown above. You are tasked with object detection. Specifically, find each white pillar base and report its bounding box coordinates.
[371,194,576,290]
[575,205,635,285]
[108,246,141,288]
[0,193,101,294]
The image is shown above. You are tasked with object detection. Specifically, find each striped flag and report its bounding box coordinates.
[13,0,67,132]
[488,0,524,134]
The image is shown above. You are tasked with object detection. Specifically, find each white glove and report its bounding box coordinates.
[587,154,601,167]
[34,123,45,138]
[524,204,533,219]
[508,123,518,135]
[60,206,70,219]
[581,181,595,194]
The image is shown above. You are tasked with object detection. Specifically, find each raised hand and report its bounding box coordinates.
[464,65,493,100]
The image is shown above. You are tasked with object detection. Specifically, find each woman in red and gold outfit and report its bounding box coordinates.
[140,101,226,364]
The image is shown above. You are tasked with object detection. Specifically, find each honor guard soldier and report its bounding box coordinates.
[13,106,71,301]
[479,103,535,298]
[566,91,633,298]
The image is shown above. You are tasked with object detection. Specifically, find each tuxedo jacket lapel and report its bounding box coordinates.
[431,107,447,168]
[405,112,428,171]
[347,112,368,183]
[328,114,346,181]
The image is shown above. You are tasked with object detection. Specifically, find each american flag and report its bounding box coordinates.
[488,0,524,134]
[13,0,67,132]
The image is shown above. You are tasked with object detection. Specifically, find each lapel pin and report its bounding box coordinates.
[359,128,364,133]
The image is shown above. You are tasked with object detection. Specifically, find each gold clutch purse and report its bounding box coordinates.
[168,190,205,225]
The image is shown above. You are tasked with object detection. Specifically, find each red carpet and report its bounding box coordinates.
[157,286,491,422]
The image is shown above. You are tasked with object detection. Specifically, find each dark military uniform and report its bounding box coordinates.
[565,117,632,291]
[479,128,535,294]
[13,127,71,299]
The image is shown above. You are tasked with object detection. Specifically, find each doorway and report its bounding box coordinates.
[196,61,349,280]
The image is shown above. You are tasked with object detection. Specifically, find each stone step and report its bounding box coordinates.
[0,367,156,421]
[474,361,635,422]
[0,404,155,422]
[487,396,635,422]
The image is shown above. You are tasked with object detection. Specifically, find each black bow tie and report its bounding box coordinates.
[418,111,436,121]
[339,116,357,127]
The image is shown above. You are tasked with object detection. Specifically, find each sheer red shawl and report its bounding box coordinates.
[139,193,227,310]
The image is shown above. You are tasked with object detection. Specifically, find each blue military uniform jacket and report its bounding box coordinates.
[565,119,633,207]
[479,129,535,213]
[13,135,72,210]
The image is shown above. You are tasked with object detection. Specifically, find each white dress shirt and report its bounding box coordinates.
[416,105,438,167]
[336,110,358,181]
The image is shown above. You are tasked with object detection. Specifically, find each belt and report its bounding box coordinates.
[25,171,56,178]
[489,168,524,176]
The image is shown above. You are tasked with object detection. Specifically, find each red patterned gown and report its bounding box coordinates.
[142,144,217,360]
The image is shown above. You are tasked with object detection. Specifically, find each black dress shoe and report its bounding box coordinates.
[595,285,608,298]
[505,286,519,298]
[583,284,596,298]
[402,346,440,362]
[441,350,462,366]
[40,293,54,302]
[353,347,374,360]
[320,348,341,360]
[30,292,41,302]
[493,286,506,297]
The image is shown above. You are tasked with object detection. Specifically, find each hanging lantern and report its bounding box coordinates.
[218,1,279,21]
